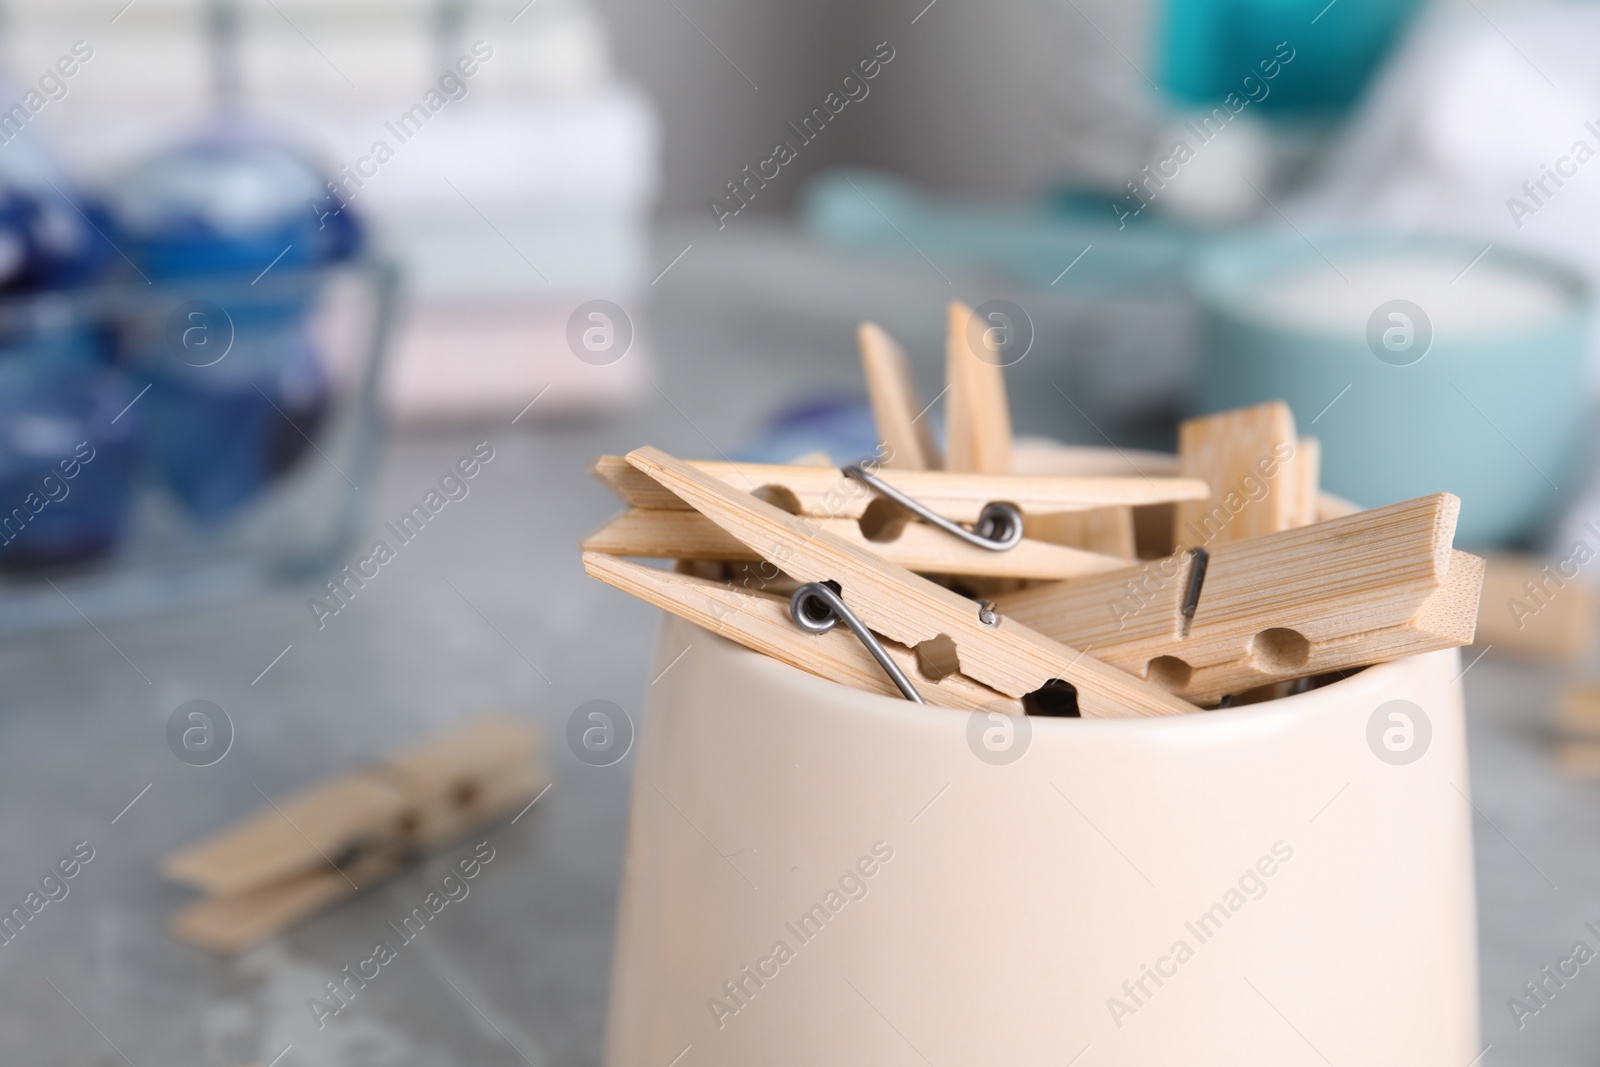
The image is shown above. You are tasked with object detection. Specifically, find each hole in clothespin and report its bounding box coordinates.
[452,779,481,810]
[912,634,960,681]
[753,485,803,515]
[331,841,366,867]
[1250,628,1311,672]
[1143,655,1193,691]
[1024,678,1079,717]
[858,497,912,543]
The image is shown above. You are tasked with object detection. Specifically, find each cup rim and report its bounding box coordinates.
[1189,228,1590,344]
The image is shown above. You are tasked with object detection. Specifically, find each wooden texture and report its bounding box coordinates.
[379,717,545,847]
[164,773,409,897]
[584,507,1132,581]
[1474,554,1598,663]
[1173,401,1300,548]
[171,849,406,955]
[1317,491,1364,522]
[1293,437,1321,527]
[166,717,544,897]
[585,552,1022,714]
[995,494,1483,704]
[624,447,1198,719]
[590,456,1208,520]
[166,718,546,952]
[858,321,940,470]
[1024,508,1138,560]
[943,301,1013,473]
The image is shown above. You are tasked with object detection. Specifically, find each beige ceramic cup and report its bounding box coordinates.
[604,614,1479,1065]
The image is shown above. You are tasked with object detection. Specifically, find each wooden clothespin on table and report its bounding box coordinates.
[1554,681,1600,778]
[164,716,545,954]
[1473,554,1598,663]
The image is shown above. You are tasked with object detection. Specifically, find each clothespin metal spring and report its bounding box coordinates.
[789,582,926,703]
[843,465,1024,551]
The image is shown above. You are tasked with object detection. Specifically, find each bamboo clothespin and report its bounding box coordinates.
[584,552,1022,714]
[588,454,1209,579]
[1173,401,1302,548]
[583,506,1132,581]
[1557,681,1600,738]
[1293,436,1321,528]
[590,456,1209,520]
[620,446,1198,719]
[993,493,1485,704]
[1474,555,1598,663]
[859,322,940,470]
[1556,681,1600,779]
[948,299,1141,559]
[165,716,545,954]
[587,457,1207,580]
[944,301,1013,474]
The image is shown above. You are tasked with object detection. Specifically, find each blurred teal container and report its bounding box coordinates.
[1160,0,1423,116]
[1191,233,1591,547]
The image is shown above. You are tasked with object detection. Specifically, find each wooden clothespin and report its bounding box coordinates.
[586,457,1210,583]
[590,456,1208,520]
[1293,436,1321,527]
[1474,555,1598,663]
[858,322,940,470]
[1555,682,1600,778]
[944,301,1013,474]
[585,552,1022,714]
[583,506,1131,581]
[616,447,1198,718]
[994,493,1485,704]
[1557,681,1600,738]
[165,716,545,954]
[1173,401,1304,548]
[948,299,1142,559]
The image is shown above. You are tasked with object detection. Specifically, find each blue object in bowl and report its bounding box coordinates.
[108,130,361,283]
[141,321,331,521]
[0,330,141,570]
[26,193,118,289]
[1190,232,1590,546]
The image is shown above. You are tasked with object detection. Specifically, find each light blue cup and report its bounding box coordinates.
[1191,233,1592,547]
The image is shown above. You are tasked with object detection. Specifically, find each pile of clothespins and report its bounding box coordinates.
[164,716,545,953]
[583,302,1485,717]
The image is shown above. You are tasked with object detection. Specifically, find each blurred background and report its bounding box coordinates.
[2,0,1599,1062]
